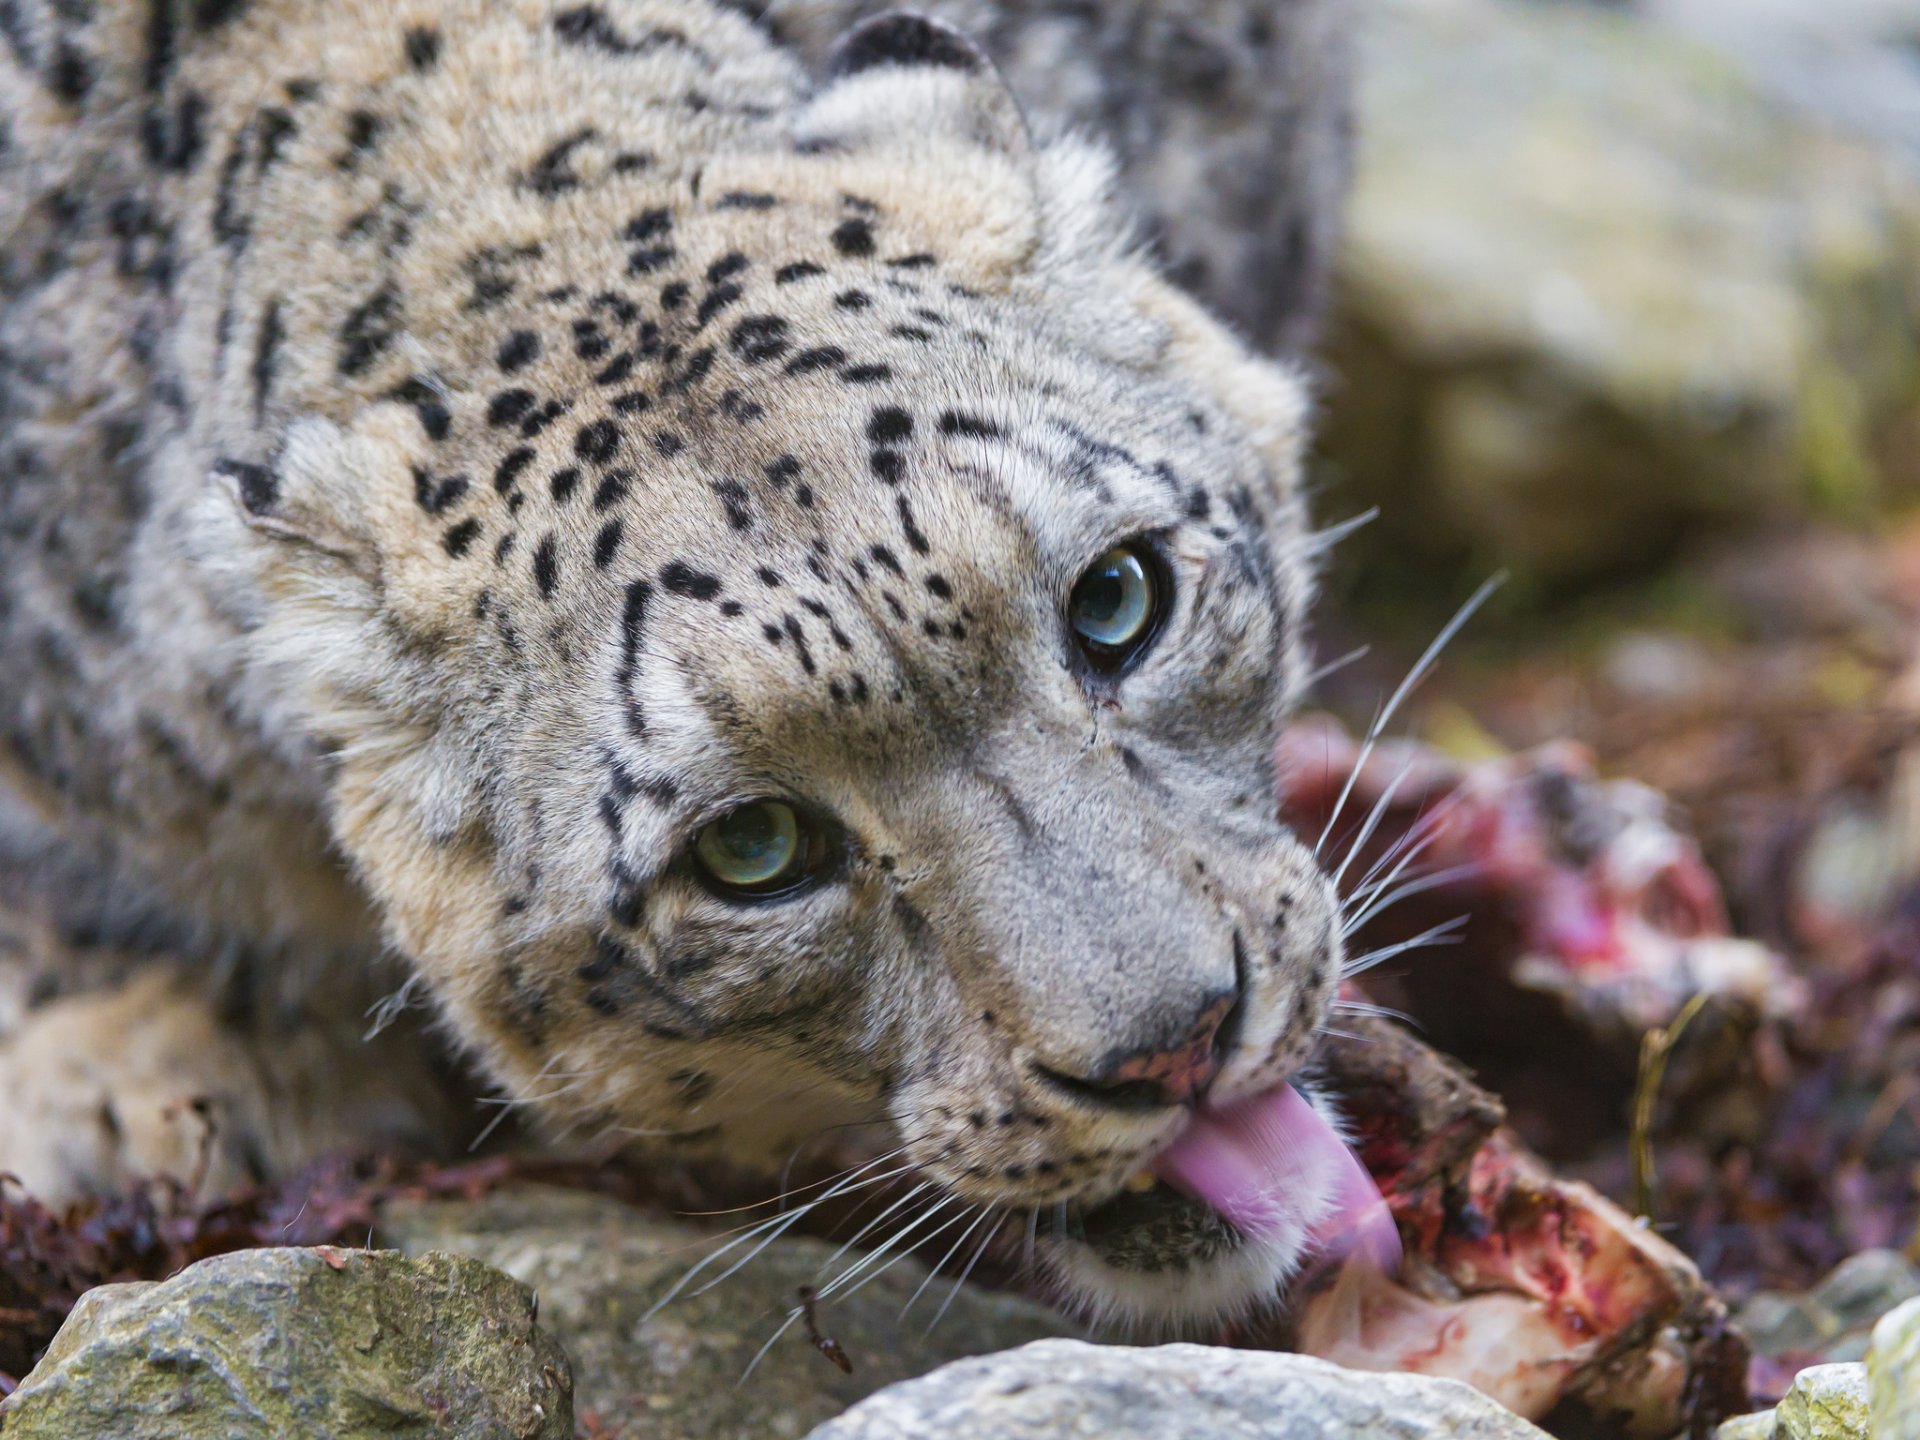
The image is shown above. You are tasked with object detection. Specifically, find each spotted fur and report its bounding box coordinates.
[1,0,1348,1324]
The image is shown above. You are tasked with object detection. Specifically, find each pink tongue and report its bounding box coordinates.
[1152,1084,1402,1272]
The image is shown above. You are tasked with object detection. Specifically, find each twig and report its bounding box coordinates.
[1631,992,1711,1220]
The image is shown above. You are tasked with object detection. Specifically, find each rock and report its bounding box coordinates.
[1871,1297,1920,1439]
[1717,1412,1779,1440]
[1810,1249,1920,1331]
[1739,1290,1844,1357]
[1319,0,1920,584]
[803,1337,1553,1439]
[1773,1363,1872,1440]
[380,1184,1077,1440]
[0,1246,572,1439]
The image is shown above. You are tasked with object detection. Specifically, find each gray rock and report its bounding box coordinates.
[1739,1290,1843,1357]
[1717,1412,1780,1440]
[0,1246,572,1439]
[381,1184,1077,1440]
[1871,1296,1920,1440]
[1810,1249,1920,1332]
[802,1337,1552,1439]
[1319,0,1920,583]
[1774,1362,1871,1440]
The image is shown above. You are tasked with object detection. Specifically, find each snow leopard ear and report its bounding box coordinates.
[797,12,1032,161]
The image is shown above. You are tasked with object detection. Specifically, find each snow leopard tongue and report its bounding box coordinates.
[1151,1083,1402,1270]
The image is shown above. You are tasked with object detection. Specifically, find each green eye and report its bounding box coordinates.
[694,801,814,895]
[1069,543,1161,664]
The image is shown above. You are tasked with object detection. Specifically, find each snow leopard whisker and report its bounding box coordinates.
[1297,507,1378,561]
[646,1154,917,1316]
[1299,643,1371,696]
[1342,862,1481,939]
[925,1208,1009,1335]
[901,1204,997,1319]
[1341,791,1469,922]
[682,1166,922,1303]
[1341,916,1469,978]
[1329,755,1417,892]
[1314,574,1505,861]
[817,1195,969,1303]
[814,1181,936,1280]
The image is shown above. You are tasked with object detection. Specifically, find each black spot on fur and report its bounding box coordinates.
[783,345,845,377]
[666,346,715,394]
[523,126,598,197]
[613,390,652,414]
[413,467,469,515]
[707,252,748,284]
[712,479,751,531]
[50,40,93,103]
[498,330,540,372]
[841,364,891,385]
[593,519,623,568]
[716,191,776,210]
[489,389,536,427]
[870,450,904,485]
[255,107,297,170]
[553,5,709,62]
[404,25,440,69]
[730,315,788,363]
[888,252,936,269]
[338,108,381,167]
[764,454,800,487]
[924,574,953,599]
[336,282,399,375]
[831,217,875,257]
[391,377,452,442]
[775,261,823,284]
[443,518,481,557]
[532,535,558,598]
[829,13,985,78]
[835,289,870,311]
[614,579,651,733]
[695,282,742,327]
[574,418,622,465]
[215,458,278,514]
[628,244,676,276]
[661,562,720,600]
[938,409,1000,439]
[623,207,671,242]
[495,447,535,493]
[592,469,633,510]
[550,467,581,503]
[867,407,912,444]
[595,353,635,386]
[250,299,283,423]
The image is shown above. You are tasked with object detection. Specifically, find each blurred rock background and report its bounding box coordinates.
[1319,0,1920,600]
[1305,0,1920,1385]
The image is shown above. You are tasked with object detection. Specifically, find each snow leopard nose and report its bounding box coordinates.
[1034,986,1241,1111]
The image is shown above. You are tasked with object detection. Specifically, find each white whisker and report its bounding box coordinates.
[738,1306,805,1385]
[1314,574,1505,860]
[901,1205,995,1319]
[1329,756,1416,891]
[1298,507,1378,560]
[1342,861,1481,939]
[1299,644,1370,695]
[645,1153,915,1318]
[925,1209,1006,1335]
[1341,916,1469,978]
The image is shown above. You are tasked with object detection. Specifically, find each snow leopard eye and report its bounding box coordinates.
[1068,541,1167,674]
[695,801,823,897]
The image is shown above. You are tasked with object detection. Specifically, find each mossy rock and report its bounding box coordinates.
[0,1246,572,1438]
